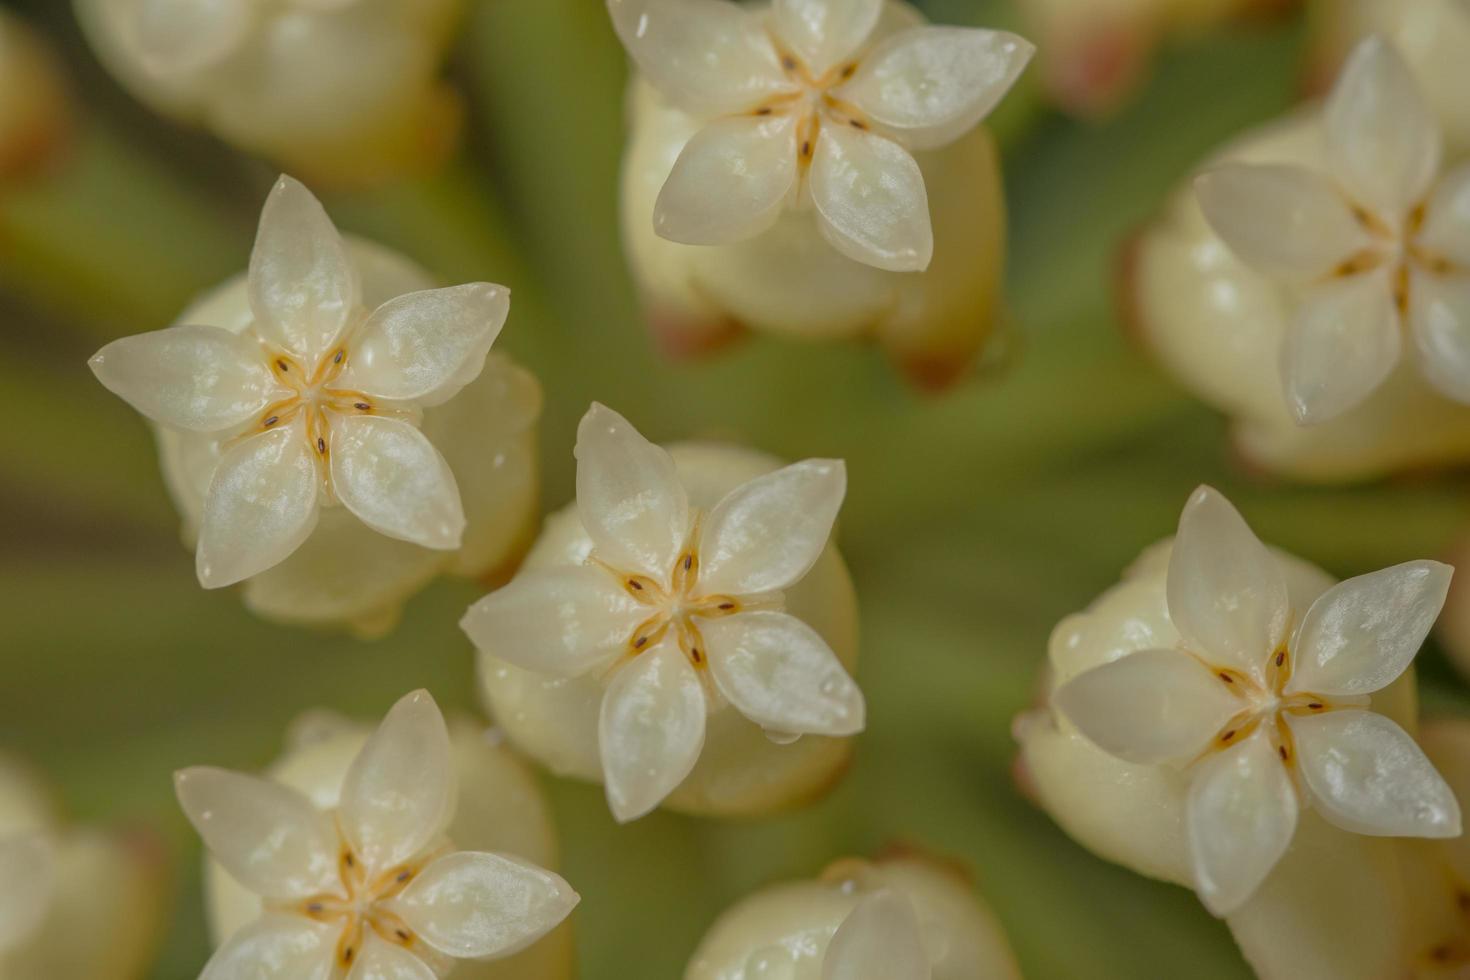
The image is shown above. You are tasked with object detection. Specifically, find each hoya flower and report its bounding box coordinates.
[178,690,578,979]
[465,404,863,822]
[0,11,71,181]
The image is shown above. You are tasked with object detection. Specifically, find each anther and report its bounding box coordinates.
[801,140,812,157]
[683,555,693,572]
[755,107,773,116]
[307,902,324,913]
[690,647,703,664]
[718,602,734,611]
[397,871,411,882]
[1278,745,1289,761]
[396,929,411,941]
[1275,651,1284,667]
[1308,702,1324,710]
[782,56,797,71]
[334,350,344,364]
[1220,730,1236,742]
[629,580,643,591]
[849,119,867,130]
[841,64,856,79]
[634,636,648,650]
[317,437,327,454]
[263,416,279,427]
[1218,673,1233,684]
[276,359,289,372]
[354,402,370,411]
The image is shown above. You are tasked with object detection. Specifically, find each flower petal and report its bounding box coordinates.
[0,834,52,948]
[1420,162,1470,267]
[1282,269,1401,425]
[1166,486,1289,681]
[1324,36,1441,216]
[460,566,646,677]
[196,422,320,589]
[838,27,1034,150]
[1410,270,1470,403]
[131,0,251,77]
[598,642,706,822]
[654,115,799,246]
[88,325,277,433]
[575,403,689,579]
[339,690,453,876]
[1287,560,1452,697]
[1186,731,1298,917]
[704,611,864,737]
[810,125,931,272]
[173,767,340,900]
[1052,648,1242,765]
[329,415,465,550]
[605,0,794,115]
[346,935,436,980]
[697,458,845,595]
[392,851,578,960]
[200,915,337,980]
[821,889,931,980]
[1193,164,1368,280]
[1290,709,1461,838]
[772,0,881,77]
[248,175,361,363]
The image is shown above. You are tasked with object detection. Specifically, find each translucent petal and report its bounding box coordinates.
[196,422,320,589]
[0,834,52,948]
[460,566,646,677]
[248,176,361,363]
[1193,164,1368,280]
[1051,648,1241,765]
[654,115,799,246]
[1411,270,1470,404]
[329,415,465,550]
[1186,731,1298,917]
[339,690,453,876]
[575,403,690,579]
[697,458,845,595]
[1282,269,1401,425]
[1324,36,1441,215]
[393,851,578,960]
[200,915,337,980]
[821,889,932,980]
[838,27,1034,151]
[1420,163,1470,267]
[810,125,932,272]
[606,0,794,115]
[1166,486,1289,681]
[131,0,251,77]
[346,935,436,980]
[772,0,880,77]
[1287,560,1452,696]
[704,611,864,737]
[1291,710,1461,838]
[173,767,340,900]
[598,642,706,822]
[88,325,276,432]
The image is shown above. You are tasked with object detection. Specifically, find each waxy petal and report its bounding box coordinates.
[772,0,881,77]
[654,115,799,246]
[0,834,52,948]
[810,125,932,272]
[201,915,337,980]
[822,889,932,980]
[1282,269,1401,425]
[1411,270,1470,403]
[598,642,706,822]
[1420,163,1470,267]
[131,0,251,77]
[1291,710,1461,838]
[330,415,465,550]
[346,935,436,980]
[704,611,864,737]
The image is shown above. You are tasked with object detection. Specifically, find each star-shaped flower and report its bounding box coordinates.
[1195,36,1470,425]
[177,690,578,979]
[90,175,509,590]
[607,0,1033,272]
[462,403,865,822]
[1053,486,1461,915]
[122,0,362,78]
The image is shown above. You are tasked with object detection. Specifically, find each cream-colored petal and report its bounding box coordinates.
[574,403,689,579]
[88,325,276,433]
[0,833,52,949]
[1193,164,1368,280]
[704,611,864,737]
[329,415,465,551]
[196,422,320,589]
[201,915,338,980]
[1291,710,1461,838]
[392,851,578,960]
[1186,731,1298,917]
[1287,561,1452,696]
[1324,36,1442,215]
[838,27,1034,151]
[810,125,932,272]
[821,889,932,980]
[1411,269,1470,403]
[174,767,340,900]
[130,0,251,77]
[460,566,645,677]
[598,642,706,823]
[654,115,799,246]
[1420,163,1470,267]
[346,934,436,980]
[697,458,845,595]
[248,176,361,363]
[1282,270,1401,425]
[1166,486,1289,681]
[772,0,880,77]
[338,690,453,876]
[1051,648,1241,765]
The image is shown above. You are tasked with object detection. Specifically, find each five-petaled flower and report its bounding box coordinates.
[606,0,1033,272]
[1053,486,1461,915]
[1195,36,1470,425]
[177,690,578,979]
[462,403,865,822]
[121,0,364,79]
[90,175,510,590]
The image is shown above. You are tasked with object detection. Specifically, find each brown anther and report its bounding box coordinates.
[801,140,812,157]
[690,647,703,664]
[307,902,324,913]
[1278,745,1289,761]
[1220,730,1236,742]
[354,402,370,411]
[317,437,327,455]
[755,106,773,116]
[1308,702,1324,710]
[334,350,344,364]
[1275,651,1285,667]
[397,871,411,883]
[718,602,735,611]
[841,64,856,79]
[782,56,797,71]
[628,580,644,591]
[396,929,411,941]
[1393,264,1411,314]
[277,359,289,372]
[1218,673,1233,684]
[344,853,355,868]
[849,119,867,130]
[634,636,649,650]
[263,416,279,427]
[343,945,355,964]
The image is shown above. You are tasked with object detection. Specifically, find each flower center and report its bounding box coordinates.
[1335,199,1464,315]
[295,836,434,971]
[748,40,871,171]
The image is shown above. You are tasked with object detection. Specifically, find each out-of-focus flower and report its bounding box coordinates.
[73,0,463,187]
[178,690,578,979]
[90,175,540,635]
[0,11,71,181]
[464,403,863,823]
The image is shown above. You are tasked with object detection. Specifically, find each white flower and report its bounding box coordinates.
[177,690,578,979]
[1194,37,1470,425]
[463,403,864,822]
[90,175,511,592]
[1052,485,1459,916]
[607,0,1032,272]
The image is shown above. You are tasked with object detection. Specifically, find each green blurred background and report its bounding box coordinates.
[3,1,1469,977]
